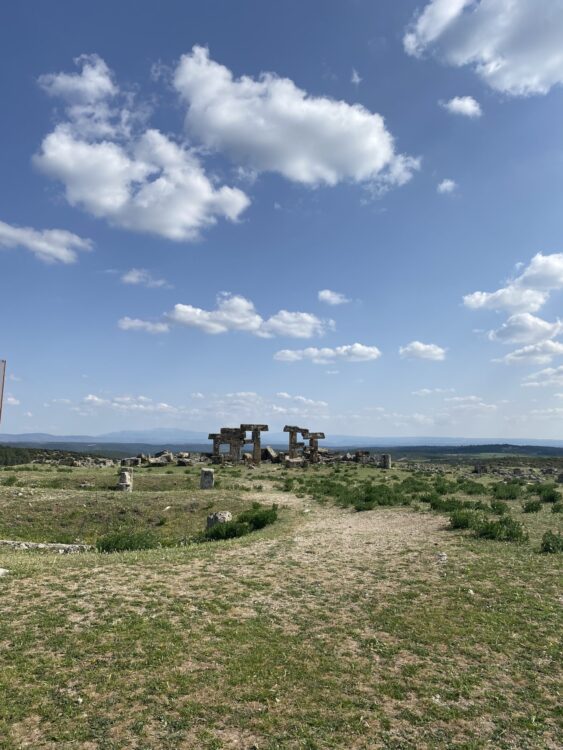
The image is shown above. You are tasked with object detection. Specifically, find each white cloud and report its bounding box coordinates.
[118,317,170,334]
[404,0,563,96]
[121,268,170,289]
[275,392,328,408]
[399,341,446,360]
[39,54,117,104]
[318,289,350,306]
[0,218,92,264]
[463,253,563,313]
[495,340,563,365]
[437,178,457,194]
[441,95,482,117]
[35,56,250,242]
[274,343,382,364]
[522,365,563,388]
[488,313,562,344]
[412,387,455,396]
[83,394,178,413]
[173,46,419,189]
[6,395,20,406]
[167,293,328,339]
[351,68,362,86]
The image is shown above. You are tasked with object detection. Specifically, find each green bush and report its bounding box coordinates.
[540,530,563,553]
[204,521,250,541]
[537,485,561,504]
[450,509,482,530]
[551,502,563,513]
[96,530,158,553]
[523,499,542,513]
[1,475,18,487]
[237,503,278,530]
[490,500,509,515]
[474,516,528,543]
[491,482,522,500]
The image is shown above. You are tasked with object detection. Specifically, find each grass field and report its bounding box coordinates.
[0,463,561,749]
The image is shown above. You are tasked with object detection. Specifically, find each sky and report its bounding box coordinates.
[2,0,563,440]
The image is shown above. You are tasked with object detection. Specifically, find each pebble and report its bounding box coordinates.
[0,568,9,577]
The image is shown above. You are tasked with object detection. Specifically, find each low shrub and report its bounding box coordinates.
[237,503,278,530]
[490,500,509,515]
[551,502,563,513]
[1,475,18,487]
[96,530,158,553]
[523,499,542,514]
[204,521,250,541]
[491,482,522,500]
[540,530,563,553]
[537,485,562,504]
[474,516,528,543]
[449,509,482,530]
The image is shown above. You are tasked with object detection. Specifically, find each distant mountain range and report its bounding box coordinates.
[1,429,563,449]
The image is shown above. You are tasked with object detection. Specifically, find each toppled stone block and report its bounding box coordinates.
[206,511,232,529]
[285,457,304,468]
[200,468,215,489]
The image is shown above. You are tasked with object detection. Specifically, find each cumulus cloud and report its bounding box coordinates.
[83,393,177,413]
[441,95,482,117]
[495,340,563,366]
[437,178,457,194]
[463,253,563,313]
[35,55,250,242]
[173,46,419,189]
[6,395,20,406]
[0,218,92,264]
[404,0,563,96]
[399,341,446,360]
[121,268,170,288]
[351,68,362,86]
[522,365,563,388]
[412,387,455,396]
[274,343,382,364]
[488,313,562,344]
[118,317,170,334]
[167,293,329,339]
[276,392,329,408]
[318,289,350,306]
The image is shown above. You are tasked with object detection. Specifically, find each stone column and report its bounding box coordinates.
[307,432,325,464]
[284,426,309,459]
[381,454,392,470]
[117,469,133,492]
[200,468,215,489]
[241,424,269,464]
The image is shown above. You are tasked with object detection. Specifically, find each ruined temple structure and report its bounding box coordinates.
[306,432,325,463]
[208,424,269,465]
[283,426,310,459]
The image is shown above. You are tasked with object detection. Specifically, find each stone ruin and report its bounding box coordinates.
[208,424,269,465]
[116,469,133,492]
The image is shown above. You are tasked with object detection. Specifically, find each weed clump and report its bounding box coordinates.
[203,503,278,541]
[449,509,483,530]
[540,530,563,554]
[490,500,509,515]
[551,502,563,514]
[523,499,542,514]
[536,484,561,504]
[474,516,528,543]
[491,482,522,500]
[96,530,158,553]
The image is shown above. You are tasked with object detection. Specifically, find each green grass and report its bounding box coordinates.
[0,462,561,749]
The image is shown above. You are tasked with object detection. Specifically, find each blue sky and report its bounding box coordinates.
[2,0,563,439]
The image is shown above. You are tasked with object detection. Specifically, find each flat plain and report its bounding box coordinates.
[0,462,561,749]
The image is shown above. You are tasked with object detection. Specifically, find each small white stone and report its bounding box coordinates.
[0,568,9,577]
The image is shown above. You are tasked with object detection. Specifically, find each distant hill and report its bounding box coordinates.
[1,430,563,450]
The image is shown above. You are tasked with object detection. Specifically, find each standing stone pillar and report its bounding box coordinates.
[241,424,269,464]
[117,469,133,492]
[284,426,309,459]
[381,454,392,470]
[200,468,215,489]
[307,432,325,464]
